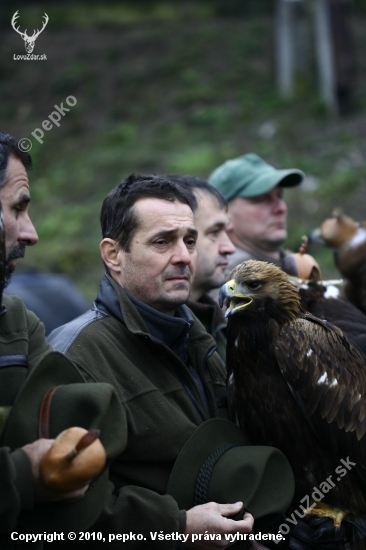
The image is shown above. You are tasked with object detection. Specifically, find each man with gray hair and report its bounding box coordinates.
[209,153,304,275]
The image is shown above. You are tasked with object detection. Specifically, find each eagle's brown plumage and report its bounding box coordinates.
[219,260,366,548]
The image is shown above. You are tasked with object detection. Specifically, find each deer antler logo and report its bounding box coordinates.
[11,11,49,54]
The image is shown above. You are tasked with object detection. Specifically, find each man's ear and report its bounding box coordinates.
[100,238,122,274]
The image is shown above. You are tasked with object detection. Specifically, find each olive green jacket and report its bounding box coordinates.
[49,274,229,549]
[0,294,52,549]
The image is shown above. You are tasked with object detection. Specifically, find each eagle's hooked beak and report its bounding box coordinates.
[219,279,253,317]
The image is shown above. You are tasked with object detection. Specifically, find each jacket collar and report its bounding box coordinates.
[96,273,194,336]
[95,274,217,357]
[126,288,193,348]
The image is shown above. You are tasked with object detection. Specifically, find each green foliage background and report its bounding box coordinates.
[1,2,366,298]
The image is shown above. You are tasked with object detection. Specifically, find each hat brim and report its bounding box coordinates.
[2,352,83,448]
[241,168,304,198]
[167,419,248,510]
[167,419,294,536]
[1,351,125,533]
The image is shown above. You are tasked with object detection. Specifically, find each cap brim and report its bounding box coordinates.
[242,169,304,198]
[277,169,304,187]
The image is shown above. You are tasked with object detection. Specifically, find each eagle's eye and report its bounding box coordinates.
[248,281,261,289]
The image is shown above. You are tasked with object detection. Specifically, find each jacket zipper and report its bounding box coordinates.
[142,333,218,422]
[174,345,218,422]
[181,379,206,422]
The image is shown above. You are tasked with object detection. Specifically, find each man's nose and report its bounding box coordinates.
[219,233,236,256]
[272,197,287,215]
[171,241,193,264]
[19,214,38,246]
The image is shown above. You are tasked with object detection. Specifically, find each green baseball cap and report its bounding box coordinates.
[208,153,304,201]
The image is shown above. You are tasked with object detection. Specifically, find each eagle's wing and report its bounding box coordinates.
[274,315,366,468]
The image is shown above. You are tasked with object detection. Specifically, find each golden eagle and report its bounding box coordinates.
[219,260,366,548]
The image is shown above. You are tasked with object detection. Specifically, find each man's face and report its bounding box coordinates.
[105,197,197,315]
[1,155,38,285]
[228,186,288,253]
[192,191,235,299]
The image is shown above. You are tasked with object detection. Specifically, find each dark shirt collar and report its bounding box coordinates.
[123,288,194,352]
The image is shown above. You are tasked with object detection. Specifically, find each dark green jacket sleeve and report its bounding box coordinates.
[1,294,53,371]
[0,448,34,532]
[94,482,186,548]
[0,296,51,534]
[24,306,53,370]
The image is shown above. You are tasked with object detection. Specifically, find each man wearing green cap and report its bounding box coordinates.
[209,153,304,274]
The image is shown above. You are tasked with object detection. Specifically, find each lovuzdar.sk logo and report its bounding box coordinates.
[11,10,48,60]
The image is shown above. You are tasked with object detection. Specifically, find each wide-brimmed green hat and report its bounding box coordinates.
[208,153,304,201]
[167,419,294,540]
[1,351,127,533]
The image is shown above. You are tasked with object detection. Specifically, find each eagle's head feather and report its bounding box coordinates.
[219,260,304,327]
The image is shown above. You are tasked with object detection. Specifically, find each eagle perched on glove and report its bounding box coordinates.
[219,260,366,549]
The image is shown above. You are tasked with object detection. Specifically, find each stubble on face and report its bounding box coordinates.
[114,198,197,315]
[190,192,235,299]
[121,251,193,304]
[228,188,288,255]
[1,156,34,287]
[4,243,26,287]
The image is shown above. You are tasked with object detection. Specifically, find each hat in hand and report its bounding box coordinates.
[167,419,294,538]
[209,153,304,201]
[1,351,127,533]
